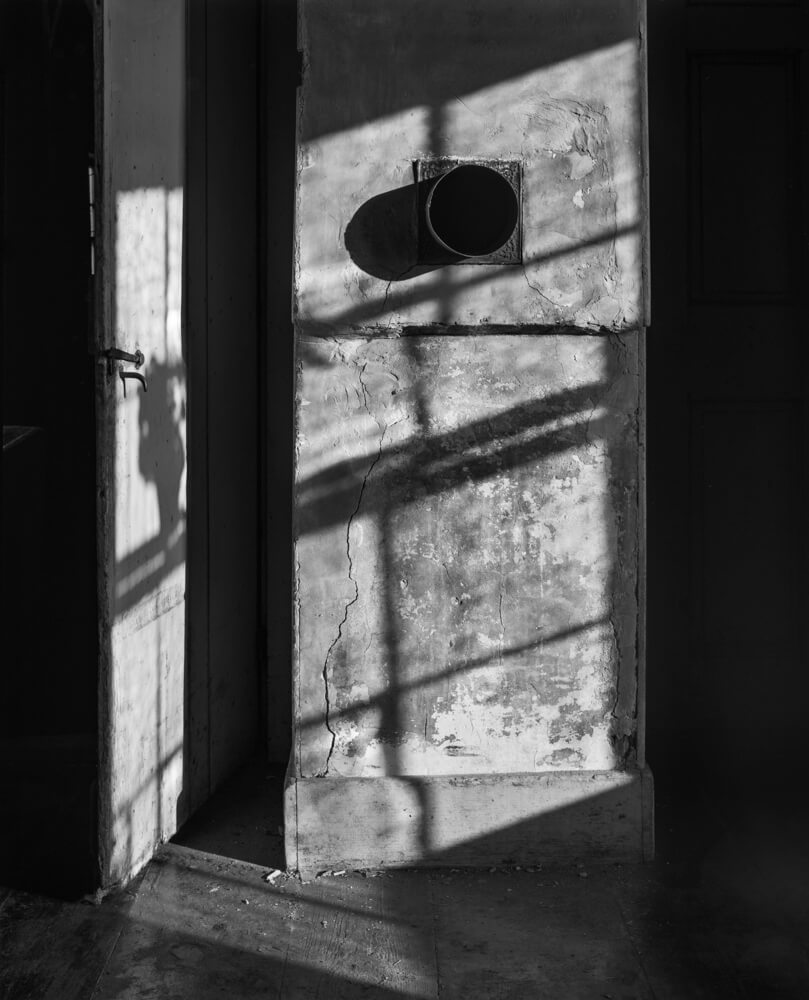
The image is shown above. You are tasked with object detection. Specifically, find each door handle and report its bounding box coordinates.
[102,346,147,395]
[104,347,145,368]
[119,370,148,396]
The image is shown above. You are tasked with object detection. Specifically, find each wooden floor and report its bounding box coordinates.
[2,762,809,998]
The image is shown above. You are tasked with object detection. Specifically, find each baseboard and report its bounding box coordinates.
[284,766,654,878]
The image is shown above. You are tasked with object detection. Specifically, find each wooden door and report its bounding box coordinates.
[96,0,188,886]
[96,0,265,887]
[647,1,809,802]
[185,0,262,807]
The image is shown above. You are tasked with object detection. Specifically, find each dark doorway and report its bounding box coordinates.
[1,0,297,896]
[1,0,98,896]
[647,2,809,845]
[171,0,296,868]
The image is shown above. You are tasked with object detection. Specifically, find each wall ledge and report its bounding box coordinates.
[284,765,654,879]
[295,321,645,339]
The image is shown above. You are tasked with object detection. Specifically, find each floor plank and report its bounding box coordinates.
[0,887,131,1000]
[279,871,437,999]
[172,758,286,871]
[93,846,436,1000]
[430,865,654,1000]
[91,849,290,1000]
[2,775,809,1000]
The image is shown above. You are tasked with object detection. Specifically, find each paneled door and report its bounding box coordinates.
[647,1,809,799]
[96,0,188,886]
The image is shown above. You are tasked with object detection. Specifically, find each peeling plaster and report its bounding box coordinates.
[293,0,644,786]
[295,3,644,333]
[295,335,639,778]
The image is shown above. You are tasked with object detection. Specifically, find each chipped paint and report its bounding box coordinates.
[295,335,639,778]
[291,0,646,793]
[295,1,644,334]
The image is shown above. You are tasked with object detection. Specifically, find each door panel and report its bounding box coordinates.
[184,0,261,815]
[97,0,187,885]
[98,0,264,885]
[198,0,259,794]
[648,1,809,792]
[690,55,796,299]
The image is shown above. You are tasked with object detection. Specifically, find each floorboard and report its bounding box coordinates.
[172,757,285,870]
[278,871,437,999]
[431,865,654,1000]
[0,886,131,1000]
[2,759,809,999]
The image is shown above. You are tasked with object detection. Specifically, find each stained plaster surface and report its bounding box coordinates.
[296,0,644,333]
[295,335,639,778]
[293,0,645,782]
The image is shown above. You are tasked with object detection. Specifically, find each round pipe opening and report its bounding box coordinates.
[425,164,519,258]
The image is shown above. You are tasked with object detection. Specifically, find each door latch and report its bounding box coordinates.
[88,158,96,277]
[104,347,145,368]
[103,347,147,395]
[119,370,148,396]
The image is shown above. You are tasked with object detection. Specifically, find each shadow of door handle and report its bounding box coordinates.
[120,370,148,396]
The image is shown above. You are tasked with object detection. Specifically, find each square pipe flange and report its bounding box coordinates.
[415,158,522,266]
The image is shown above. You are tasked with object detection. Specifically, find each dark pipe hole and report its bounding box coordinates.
[426,165,519,258]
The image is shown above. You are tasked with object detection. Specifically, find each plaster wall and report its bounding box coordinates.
[296,0,645,333]
[290,0,647,859]
[296,335,639,777]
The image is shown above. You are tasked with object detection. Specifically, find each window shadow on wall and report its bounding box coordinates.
[296,157,641,861]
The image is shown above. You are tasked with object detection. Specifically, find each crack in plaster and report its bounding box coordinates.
[318,362,387,776]
[294,551,302,768]
[583,334,633,446]
[496,536,507,670]
[607,328,639,763]
[609,330,631,374]
[382,279,394,317]
[634,332,645,762]
[553,338,571,387]
[608,601,623,723]
[497,589,506,669]
[522,267,561,315]
[583,393,601,446]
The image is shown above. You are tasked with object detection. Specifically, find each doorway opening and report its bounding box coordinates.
[645,0,809,875]
[1,0,297,896]
[167,0,297,874]
[1,0,99,898]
